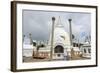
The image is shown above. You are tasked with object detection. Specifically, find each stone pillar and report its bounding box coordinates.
[68,19,72,46]
[50,17,55,60]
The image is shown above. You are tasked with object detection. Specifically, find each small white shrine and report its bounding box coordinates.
[80,42,91,58]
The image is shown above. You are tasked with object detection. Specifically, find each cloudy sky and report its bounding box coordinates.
[22,10,91,42]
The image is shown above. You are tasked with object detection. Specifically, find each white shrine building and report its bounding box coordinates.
[47,17,71,59]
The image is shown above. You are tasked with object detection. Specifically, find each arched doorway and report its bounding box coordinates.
[53,45,64,59]
[54,45,64,53]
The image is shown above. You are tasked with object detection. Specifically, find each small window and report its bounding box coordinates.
[88,49,91,53]
[58,54,61,57]
[84,49,86,53]
[73,43,75,47]
[40,44,45,47]
[76,44,78,47]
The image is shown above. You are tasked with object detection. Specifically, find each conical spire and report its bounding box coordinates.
[55,16,63,27]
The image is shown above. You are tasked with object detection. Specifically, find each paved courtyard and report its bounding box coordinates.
[23,56,90,63]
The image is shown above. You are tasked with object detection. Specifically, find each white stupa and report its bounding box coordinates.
[48,17,71,59]
[23,36,35,57]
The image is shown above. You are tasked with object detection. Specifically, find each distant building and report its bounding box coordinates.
[80,42,91,58]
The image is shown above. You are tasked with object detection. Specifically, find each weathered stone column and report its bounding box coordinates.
[50,17,55,60]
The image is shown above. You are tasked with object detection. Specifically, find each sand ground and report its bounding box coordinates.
[23,56,90,63]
